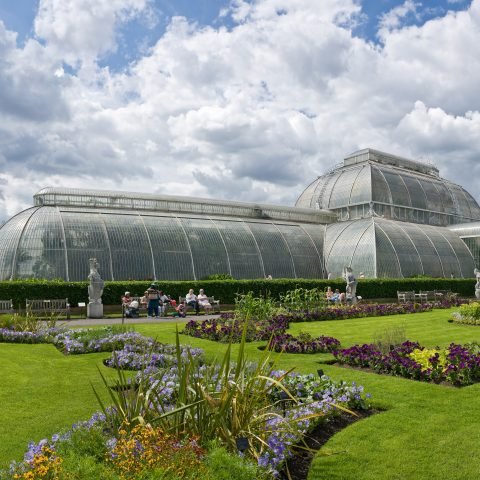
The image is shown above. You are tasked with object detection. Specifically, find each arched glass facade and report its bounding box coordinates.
[0,190,334,281]
[324,218,475,278]
[296,149,480,226]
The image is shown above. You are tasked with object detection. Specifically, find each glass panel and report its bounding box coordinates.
[276,224,323,278]
[374,223,401,278]
[180,218,230,280]
[102,214,152,281]
[15,207,66,280]
[295,179,320,209]
[0,208,36,280]
[142,215,193,281]
[380,170,411,206]
[301,224,326,278]
[371,166,392,204]
[325,220,372,278]
[376,220,421,277]
[461,238,480,272]
[350,166,372,205]
[329,168,362,208]
[402,175,427,210]
[213,220,264,279]
[421,226,461,277]
[247,222,294,278]
[62,211,112,281]
[350,222,376,278]
[318,173,339,209]
[403,224,444,277]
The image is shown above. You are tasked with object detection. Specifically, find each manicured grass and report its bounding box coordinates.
[2,307,480,479]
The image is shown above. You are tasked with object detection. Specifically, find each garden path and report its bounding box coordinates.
[58,313,221,327]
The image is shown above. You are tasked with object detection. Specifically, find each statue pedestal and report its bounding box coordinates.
[87,303,103,319]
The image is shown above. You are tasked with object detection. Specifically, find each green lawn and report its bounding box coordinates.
[2,308,480,479]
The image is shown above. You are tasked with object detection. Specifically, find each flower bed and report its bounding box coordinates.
[182,315,289,342]
[6,370,371,479]
[267,333,340,354]
[288,298,464,322]
[333,341,480,386]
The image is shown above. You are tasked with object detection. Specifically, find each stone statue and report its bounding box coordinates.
[344,266,358,304]
[87,258,104,318]
[475,269,480,300]
[88,258,104,304]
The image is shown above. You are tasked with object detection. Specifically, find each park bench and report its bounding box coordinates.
[179,296,221,314]
[26,299,71,319]
[0,299,14,314]
[397,291,415,303]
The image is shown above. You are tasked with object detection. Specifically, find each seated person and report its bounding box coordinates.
[122,291,132,307]
[197,288,212,313]
[175,303,186,318]
[158,291,172,316]
[140,291,148,311]
[126,299,139,318]
[185,288,200,315]
[326,286,334,303]
[331,289,341,303]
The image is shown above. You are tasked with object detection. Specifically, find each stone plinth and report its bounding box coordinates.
[87,303,103,319]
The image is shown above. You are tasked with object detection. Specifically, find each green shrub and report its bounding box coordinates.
[204,444,267,480]
[0,277,474,309]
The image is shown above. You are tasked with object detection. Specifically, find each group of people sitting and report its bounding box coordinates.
[121,285,213,318]
[326,286,346,304]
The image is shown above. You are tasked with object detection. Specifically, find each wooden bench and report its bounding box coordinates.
[179,296,221,314]
[397,291,415,303]
[26,299,70,319]
[0,299,14,314]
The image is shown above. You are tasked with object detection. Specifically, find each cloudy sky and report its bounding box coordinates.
[0,0,479,221]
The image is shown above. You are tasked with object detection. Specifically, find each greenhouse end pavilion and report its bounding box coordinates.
[0,148,478,281]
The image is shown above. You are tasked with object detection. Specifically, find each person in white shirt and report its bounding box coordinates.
[197,288,212,313]
[185,288,200,315]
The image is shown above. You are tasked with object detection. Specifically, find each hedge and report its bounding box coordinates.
[0,277,475,310]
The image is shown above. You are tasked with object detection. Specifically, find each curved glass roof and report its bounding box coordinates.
[296,149,480,226]
[324,217,474,279]
[35,187,336,225]
[0,205,327,281]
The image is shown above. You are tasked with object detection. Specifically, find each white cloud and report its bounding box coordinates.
[1,0,480,221]
[378,0,422,35]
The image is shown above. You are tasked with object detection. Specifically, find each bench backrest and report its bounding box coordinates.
[0,299,13,313]
[397,291,415,302]
[26,299,70,311]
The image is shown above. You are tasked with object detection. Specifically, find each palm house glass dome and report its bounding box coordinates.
[0,188,335,281]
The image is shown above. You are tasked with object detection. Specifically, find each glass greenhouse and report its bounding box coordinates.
[0,188,336,281]
[448,222,480,272]
[0,149,478,281]
[325,218,475,279]
[296,148,480,227]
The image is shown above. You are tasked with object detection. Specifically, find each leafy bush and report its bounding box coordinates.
[280,287,328,312]
[451,302,480,325]
[234,291,278,322]
[202,274,235,281]
[0,277,473,308]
